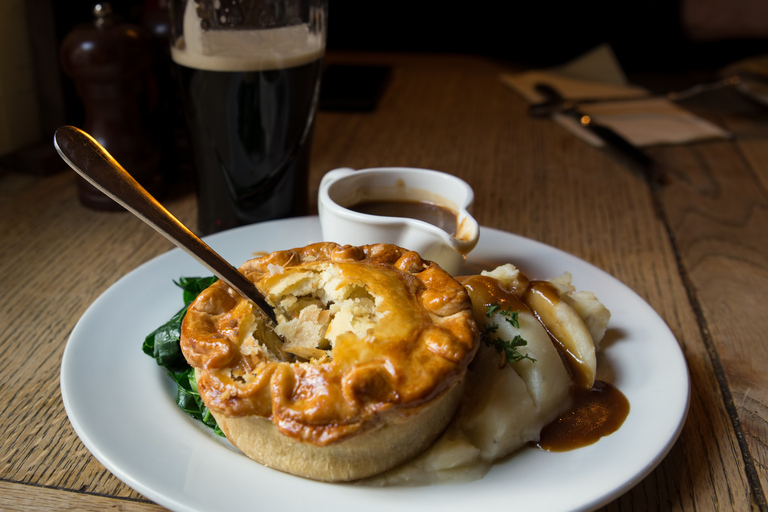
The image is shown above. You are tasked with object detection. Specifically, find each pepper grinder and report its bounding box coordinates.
[60,3,163,210]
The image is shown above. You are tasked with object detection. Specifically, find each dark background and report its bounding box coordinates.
[50,0,768,70]
[12,0,768,172]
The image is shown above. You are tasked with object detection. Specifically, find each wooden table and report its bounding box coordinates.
[1,51,766,511]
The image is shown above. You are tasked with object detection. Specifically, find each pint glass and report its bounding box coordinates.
[169,0,327,234]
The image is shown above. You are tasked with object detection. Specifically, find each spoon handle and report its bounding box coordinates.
[54,126,277,325]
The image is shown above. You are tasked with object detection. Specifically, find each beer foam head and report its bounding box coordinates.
[172,0,324,72]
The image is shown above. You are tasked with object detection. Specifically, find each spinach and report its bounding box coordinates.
[176,276,218,305]
[143,276,223,435]
[169,367,224,436]
[142,304,187,370]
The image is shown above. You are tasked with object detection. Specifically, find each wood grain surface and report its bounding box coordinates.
[0,51,766,511]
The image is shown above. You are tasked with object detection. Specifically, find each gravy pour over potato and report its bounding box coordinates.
[369,263,612,485]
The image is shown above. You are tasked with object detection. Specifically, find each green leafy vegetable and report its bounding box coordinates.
[142,305,187,370]
[486,303,520,328]
[143,276,223,435]
[176,276,218,305]
[169,367,224,436]
[483,303,535,364]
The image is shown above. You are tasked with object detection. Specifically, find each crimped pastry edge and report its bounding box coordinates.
[206,369,465,482]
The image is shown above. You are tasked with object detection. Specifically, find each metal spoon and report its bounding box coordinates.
[53,125,277,326]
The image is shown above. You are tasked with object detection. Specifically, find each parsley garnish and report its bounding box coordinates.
[486,304,521,328]
[143,276,223,436]
[483,303,535,364]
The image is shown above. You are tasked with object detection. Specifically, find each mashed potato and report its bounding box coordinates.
[366,264,610,485]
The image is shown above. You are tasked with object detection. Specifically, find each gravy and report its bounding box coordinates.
[460,273,630,452]
[534,380,630,451]
[349,199,458,236]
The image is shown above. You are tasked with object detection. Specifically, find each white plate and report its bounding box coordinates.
[61,216,689,512]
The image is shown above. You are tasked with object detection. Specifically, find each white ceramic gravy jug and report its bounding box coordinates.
[318,167,480,275]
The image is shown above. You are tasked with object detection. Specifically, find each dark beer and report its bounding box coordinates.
[172,22,324,234]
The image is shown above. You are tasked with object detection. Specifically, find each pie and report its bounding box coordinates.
[180,242,480,481]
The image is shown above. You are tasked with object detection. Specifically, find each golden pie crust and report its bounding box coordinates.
[180,242,479,481]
